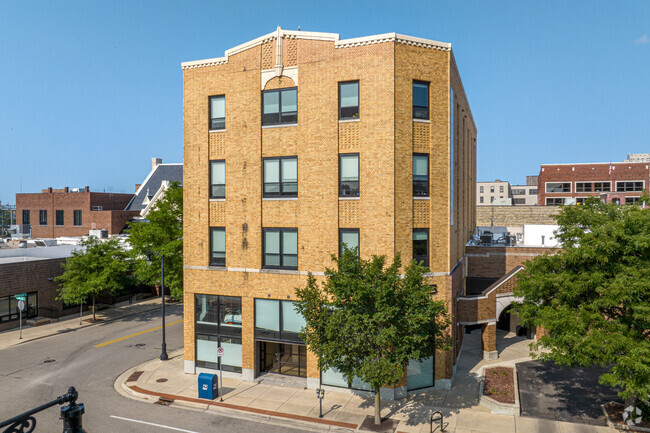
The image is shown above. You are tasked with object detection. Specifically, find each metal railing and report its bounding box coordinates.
[0,386,85,433]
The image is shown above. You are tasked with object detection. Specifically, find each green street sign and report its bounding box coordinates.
[14,294,26,301]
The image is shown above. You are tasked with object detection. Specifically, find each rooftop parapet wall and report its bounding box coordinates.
[476,205,559,227]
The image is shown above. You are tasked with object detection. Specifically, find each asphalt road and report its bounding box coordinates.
[0,304,312,433]
[517,360,621,426]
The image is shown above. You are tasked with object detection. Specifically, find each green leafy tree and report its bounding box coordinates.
[56,236,130,320]
[514,197,650,413]
[127,182,183,299]
[295,248,451,425]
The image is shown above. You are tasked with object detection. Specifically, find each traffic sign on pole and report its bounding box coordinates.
[217,347,224,358]
[14,293,26,301]
[17,300,25,311]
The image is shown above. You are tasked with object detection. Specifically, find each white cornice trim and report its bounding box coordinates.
[181,29,450,70]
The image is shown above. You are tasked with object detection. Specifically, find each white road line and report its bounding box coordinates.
[110,415,201,433]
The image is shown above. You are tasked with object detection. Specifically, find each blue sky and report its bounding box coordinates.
[0,0,648,204]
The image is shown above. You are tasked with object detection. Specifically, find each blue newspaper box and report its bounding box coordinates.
[198,373,218,400]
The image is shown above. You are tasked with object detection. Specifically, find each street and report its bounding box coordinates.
[0,305,312,432]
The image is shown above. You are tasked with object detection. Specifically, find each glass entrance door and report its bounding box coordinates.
[258,342,306,377]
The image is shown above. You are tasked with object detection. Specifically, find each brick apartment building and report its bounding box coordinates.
[182,27,477,397]
[16,187,139,238]
[538,162,649,206]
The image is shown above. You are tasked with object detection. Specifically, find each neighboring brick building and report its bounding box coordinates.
[182,28,477,398]
[538,162,650,206]
[16,187,139,238]
[0,245,78,332]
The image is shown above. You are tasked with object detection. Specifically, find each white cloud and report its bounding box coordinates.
[635,34,649,45]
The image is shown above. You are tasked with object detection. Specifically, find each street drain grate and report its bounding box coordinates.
[156,378,168,383]
[127,371,144,382]
[43,359,56,364]
[155,397,174,406]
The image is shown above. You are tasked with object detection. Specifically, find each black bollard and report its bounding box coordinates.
[60,387,86,433]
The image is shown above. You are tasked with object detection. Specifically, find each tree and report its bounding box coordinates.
[56,236,130,320]
[514,197,650,413]
[127,182,183,299]
[295,248,451,425]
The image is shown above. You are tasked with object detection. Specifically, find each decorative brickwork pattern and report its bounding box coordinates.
[209,132,226,158]
[338,200,359,227]
[412,122,430,153]
[261,41,274,70]
[285,39,298,67]
[209,201,226,226]
[413,200,430,227]
[338,121,359,152]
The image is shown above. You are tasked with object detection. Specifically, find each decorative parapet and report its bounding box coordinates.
[181,28,450,70]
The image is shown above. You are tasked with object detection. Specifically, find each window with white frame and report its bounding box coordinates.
[546,182,571,193]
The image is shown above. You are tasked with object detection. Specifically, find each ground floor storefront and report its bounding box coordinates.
[185,291,445,399]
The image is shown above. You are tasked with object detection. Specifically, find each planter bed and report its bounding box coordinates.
[479,366,519,416]
[602,402,650,432]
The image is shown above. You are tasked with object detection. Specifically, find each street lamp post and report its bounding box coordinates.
[147,250,168,361]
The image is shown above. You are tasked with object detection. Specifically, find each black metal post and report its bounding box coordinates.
[160,252,168,361]
[316,388,324,418]
[0,386,84,433]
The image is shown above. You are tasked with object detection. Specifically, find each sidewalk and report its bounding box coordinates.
[0,297,166,351]
[116,332,616,433]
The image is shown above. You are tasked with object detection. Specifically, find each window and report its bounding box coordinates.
[576,182,611,192]
[626,197,641,205]
[546,182,571,193]
[262,88,297,126]
[339,229,359,256]
[413,154,429,197]
[617,181,644,192]
[254,299,305,343]
[263,228,298,269]
[263,157,297,197]
[0,292,37,323]
[339,154,359,197]
[499,186,504,193]
[210,227,225,267]
[22,210,30,225]
[480,196,484,203]
[195,294,242,372]
[546,198,565,206]
[210,160,225,199]
[594,182,611,192]
[490,186,494,193]
[209,95,225,130]
[512,189,525,195]
[529,189,537,194]
[490,197,495,203]
[513,198,526,205]
[55,210,64,226]
[479,186,484,193]
[39,210,47,225]
[413,229,429,267]
[73,210,82,226]
[339,81,359,120]
[412,81,429,119]
[576,198,587,205]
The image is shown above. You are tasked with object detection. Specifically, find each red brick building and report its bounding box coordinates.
[16,187,138,238]
[537,162,649,206]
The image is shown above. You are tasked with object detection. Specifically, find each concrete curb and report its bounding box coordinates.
[114,357,358,433]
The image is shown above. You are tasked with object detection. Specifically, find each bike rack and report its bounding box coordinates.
[430,410,445,432]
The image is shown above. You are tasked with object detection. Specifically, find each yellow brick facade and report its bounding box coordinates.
[182,29,477,397]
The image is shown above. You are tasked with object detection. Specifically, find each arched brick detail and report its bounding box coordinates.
[263,76,296,90]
